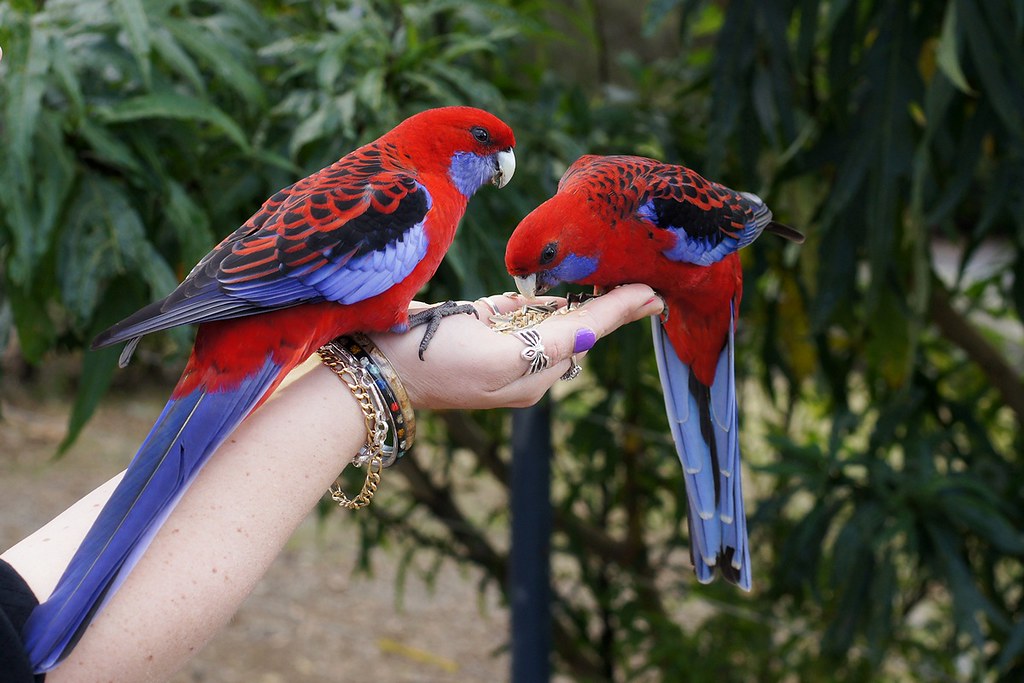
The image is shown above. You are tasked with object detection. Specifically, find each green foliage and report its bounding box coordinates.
[2,0,1023,680]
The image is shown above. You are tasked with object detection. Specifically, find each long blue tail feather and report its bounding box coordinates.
[22,354,284,672]
[651,300,751,590]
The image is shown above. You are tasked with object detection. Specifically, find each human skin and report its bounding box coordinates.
[3,284,662,682]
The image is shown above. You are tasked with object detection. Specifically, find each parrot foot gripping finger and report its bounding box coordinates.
[656,293,670,323]
[408,300,479,360]
[566,291,598,310]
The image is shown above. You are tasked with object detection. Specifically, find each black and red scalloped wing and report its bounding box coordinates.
[636,165,776,267]
[93,153,431,350]
[559,155,795,266]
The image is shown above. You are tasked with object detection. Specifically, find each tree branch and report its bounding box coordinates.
[395,455,508,584]
[439,411,508,481]
[929,278,1024,422]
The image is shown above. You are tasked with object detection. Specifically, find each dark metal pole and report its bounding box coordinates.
[510,401,552,683]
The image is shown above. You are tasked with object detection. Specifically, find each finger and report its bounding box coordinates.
[526,283,663,366]
[485,348,590,408]
[471,292,566,319]
[570,283,665,331]
[486,284,662,400]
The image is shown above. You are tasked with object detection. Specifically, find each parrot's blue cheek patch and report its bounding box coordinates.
[551,253,598,284]
[448,152,494,198]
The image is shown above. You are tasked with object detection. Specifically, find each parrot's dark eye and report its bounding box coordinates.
[539,242,558,265]
[470,126,490,143]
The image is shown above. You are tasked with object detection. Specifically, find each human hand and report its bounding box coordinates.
[369,283,664,410]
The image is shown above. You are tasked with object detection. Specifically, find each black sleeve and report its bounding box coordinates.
[0,559,45,683]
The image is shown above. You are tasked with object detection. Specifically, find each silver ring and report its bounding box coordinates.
[512,328,551,375]
[560,356,582,381]
[476,296,502,317]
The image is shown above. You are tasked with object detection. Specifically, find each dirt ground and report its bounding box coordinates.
[0,376,510,682]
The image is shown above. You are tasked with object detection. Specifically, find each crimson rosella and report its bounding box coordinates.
[505,154,802,590]
[23,106,516,671]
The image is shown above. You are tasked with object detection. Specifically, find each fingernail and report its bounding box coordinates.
[643,295,665,316]
[573,327,597,353]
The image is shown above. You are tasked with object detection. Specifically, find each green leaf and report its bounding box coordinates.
[57,344,121,455]
[794,0,820,70]
[77,120,146,176]
[776,497,840,591]
[7,283,56,363]
[996,619,1024,673]
[822,0,855,38]
[288,104,331,158]
[438,35,498,62]
[355,67,385,110]
[59,181,127,324]
[1,112,76,286]
[57,274,158,454]
[98,92,251,151]
[865,289,913,387]
[935,1,975,94]
[151,26,206,93]
[958,0,1024,139]
[5,24,49,169]
[940,488,1024,555]
[165,17,265,109]
[48,35,85,120]
[927,523,1011,642]
[34,114,78,264]
[165,181,214,266]
[59,177,177,326]
[113,0,153,88]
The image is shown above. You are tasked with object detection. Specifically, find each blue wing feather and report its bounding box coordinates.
[22,355,285,671]
[651,299,751,590]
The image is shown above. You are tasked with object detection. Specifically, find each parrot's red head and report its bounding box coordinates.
[387,107,517,197]
[505,192,601,297]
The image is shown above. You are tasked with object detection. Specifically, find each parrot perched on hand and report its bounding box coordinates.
[504,154,803,590]
[23,106,516,672]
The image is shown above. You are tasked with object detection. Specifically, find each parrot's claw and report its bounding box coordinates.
[566,291,597,310]
[658,296,670,324]
[408,301,479,360]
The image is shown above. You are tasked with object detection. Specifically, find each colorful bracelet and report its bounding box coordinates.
[320,334,415,467]
[317,333,416,510]
[349,333,415,455]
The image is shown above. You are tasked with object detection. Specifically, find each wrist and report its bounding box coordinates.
[316,335,417,510]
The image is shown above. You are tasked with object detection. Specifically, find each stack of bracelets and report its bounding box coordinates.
[317,333,415,510]
[316,298,570,510]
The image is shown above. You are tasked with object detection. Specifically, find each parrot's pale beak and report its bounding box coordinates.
[492,149,516,188]
[513,273,537,298]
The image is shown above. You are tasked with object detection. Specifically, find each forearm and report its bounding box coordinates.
[7,359,364,682]
[3,285,662,681]
[2,473,126,603]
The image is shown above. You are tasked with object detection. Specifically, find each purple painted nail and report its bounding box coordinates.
[573,327,597,353]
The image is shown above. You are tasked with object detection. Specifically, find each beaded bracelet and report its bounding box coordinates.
[345,333,415,459]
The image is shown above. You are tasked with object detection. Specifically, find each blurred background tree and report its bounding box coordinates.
[1,0,1022,680]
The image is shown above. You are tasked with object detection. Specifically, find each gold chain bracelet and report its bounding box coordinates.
[318,342,389,509]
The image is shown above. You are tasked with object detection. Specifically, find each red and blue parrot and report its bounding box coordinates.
[23,106,516,671]
[505,155,802,590]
